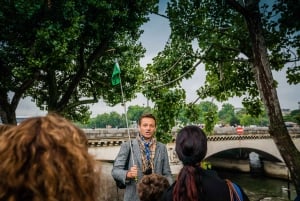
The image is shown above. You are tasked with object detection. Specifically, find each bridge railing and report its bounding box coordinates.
[83,128,138,139]
[214,127,300,135]
[84,127,300,140]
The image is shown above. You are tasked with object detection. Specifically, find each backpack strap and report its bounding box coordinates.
[226,179,243,201]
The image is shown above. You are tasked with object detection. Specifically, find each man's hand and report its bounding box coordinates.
[127,165,138,179]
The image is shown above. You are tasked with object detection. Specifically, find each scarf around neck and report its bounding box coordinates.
[137,134,156,174]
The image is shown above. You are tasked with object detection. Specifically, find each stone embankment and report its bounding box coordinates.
[205,158,290,180]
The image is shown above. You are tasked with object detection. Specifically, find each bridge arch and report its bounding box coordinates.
[206,147,281,162]
[205,135,300,162]
[206,135,281,160]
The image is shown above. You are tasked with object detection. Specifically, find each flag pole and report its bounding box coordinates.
[114,59,137,178]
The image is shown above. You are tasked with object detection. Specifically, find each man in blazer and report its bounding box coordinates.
[112,113,173,201]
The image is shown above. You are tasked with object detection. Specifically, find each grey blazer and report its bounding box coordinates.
[111,138,173,201]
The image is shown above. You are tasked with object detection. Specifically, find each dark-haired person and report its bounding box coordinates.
[112,113,173,201]
[161,125,249,201]
[138,173,170,201]
[0,113,101,201]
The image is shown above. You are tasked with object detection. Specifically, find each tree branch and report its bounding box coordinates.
[62,97,98,112]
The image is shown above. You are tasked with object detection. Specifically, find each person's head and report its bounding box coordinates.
[175,125,207,166]
[0,113,100,201]
[138,113,157,141]
[173,125,207,201]
[138,173,170,201]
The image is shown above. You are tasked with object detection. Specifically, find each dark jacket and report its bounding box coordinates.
[161,169,249,201]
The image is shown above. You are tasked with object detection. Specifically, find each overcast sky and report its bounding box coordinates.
[16,2,300,117]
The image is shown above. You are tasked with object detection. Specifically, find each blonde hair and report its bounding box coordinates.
[0,113,100,201]
[0,124,15,134]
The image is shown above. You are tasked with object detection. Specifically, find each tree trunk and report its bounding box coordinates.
[0,106,17,125]
[244,2,300,195]
[0,94,17,125]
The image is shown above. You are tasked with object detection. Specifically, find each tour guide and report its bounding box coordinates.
[111,113,173,201]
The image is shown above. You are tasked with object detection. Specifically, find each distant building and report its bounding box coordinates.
[281,108,291,116]
[285,122,299,128]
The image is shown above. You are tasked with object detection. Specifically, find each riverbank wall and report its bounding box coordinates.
[170,158,290,180]
[205,158,290,180]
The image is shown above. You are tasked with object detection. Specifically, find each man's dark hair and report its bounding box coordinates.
[138,113,156,126]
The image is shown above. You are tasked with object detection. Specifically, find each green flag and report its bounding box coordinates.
[112,62,121,86]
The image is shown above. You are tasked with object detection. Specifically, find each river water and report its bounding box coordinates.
[99,162,298,201]
[217,170,297,201]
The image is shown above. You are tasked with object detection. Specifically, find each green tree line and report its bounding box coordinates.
[80,103,300,130]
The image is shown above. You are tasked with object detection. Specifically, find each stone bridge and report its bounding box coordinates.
[85,127,300,163]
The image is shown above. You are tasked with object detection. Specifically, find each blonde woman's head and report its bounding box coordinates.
[0,113,100,201]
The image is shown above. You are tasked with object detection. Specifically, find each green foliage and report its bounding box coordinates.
[229,116,240,127]
[85,105,153,129]
[176,108,190,125]
[166,101,218,135]
[218,103,236,125]
[184,103,200,123]
[150,89,186,144]
[201,161,212,170]
[87,112,125,128]
[287,66,300,85]
[196,101,218,124]
[0,0,159,124]
[203,109,218,135]
[62,105,91,125]
[127,105,152,124]
[283,109,300,125]
[242,97,264,117]
[235,108,269,127]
